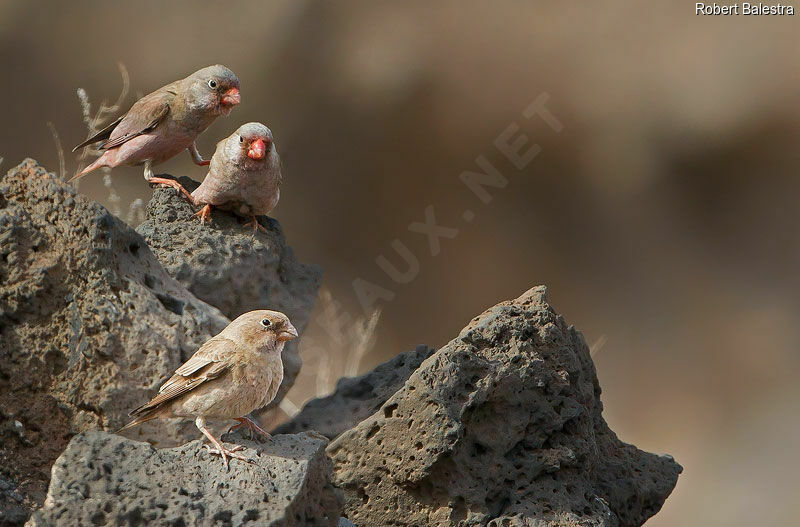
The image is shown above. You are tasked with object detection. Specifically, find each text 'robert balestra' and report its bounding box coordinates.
[696,3,795,15]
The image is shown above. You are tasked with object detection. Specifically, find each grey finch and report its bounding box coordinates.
[191,122,281,232]
[71,64,241,199]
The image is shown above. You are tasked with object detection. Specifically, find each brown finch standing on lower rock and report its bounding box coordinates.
[70,64,241,199]
[191,122,282,232]
[120,310,297,470]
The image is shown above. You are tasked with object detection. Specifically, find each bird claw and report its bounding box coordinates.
[202,443,250,471]
[243,216,267,234]
[194,204,212,225]
[227,417,272,441]
[147,176,193,200]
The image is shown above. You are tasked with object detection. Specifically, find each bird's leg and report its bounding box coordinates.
[227,416,272,441]
[143,159,154,181]
[196,417,249,471]
[144,159,193,200]
[148,177,193,200]
[194,204,213,225]
[187,142,210,166]
[243,216,268,234]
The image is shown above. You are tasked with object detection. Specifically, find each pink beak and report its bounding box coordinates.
[277,323,299,342]
[221,87,240,106]
[247,138,267,160]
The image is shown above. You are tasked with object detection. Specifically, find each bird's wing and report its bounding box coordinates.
[128,337,235,416]
[174,336,239,377]
[71,116,124,152]
[73,85,176,152]
[99,89,174,150]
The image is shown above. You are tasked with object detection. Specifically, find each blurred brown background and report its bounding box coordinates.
[2,1,799,524]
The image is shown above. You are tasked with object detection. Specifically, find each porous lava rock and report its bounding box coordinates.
[0,160,229,522]
[27,430,342,527]
[275,345,435,440]
[326,286,682,526]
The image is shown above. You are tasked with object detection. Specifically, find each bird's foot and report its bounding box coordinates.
[228,416,272,441]
[194,204,213,225]
[148,176,192,200]
[243,216,267,234]
[202,443,250,471]
[188,143,210,166]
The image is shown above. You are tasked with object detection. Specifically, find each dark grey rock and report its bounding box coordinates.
[275,345,435,440]
[0,160,229,522]
[3,159,678,527]
[0,475,30,527]
[27,431,342,527]
[136,176,322,412]
[327,286,682,527]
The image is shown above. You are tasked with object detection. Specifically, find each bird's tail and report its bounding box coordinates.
[117,410,159,433]
[68,155,107,183]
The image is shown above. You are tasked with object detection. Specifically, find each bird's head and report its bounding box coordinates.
[233,122,274,161]
[225,309,297,353]
[185,64,240,116]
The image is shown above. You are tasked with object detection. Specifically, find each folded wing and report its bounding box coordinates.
[121,338,236,429]
[72,86,175,152]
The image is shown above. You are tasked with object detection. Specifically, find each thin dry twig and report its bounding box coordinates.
[75,62,130,166]
[296,288,382,398]
[72,63,132,219]
[314,346,332,398]
[126,198,146,225]
[47,122,67,180]
[102,172,122,216]
[344,308,381,378]
[278,398,301,419]
[590,335,607,357]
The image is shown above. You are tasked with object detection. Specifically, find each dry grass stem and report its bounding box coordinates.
[126,198,146,225]
[75,62,130,176]
[46,122,67,180]
[590,335,607,357]
[278,398,301,419]
[344,308,381,378]
[295,288,382,400]
[69,62,138,222]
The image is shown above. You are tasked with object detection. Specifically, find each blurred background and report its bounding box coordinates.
[2,1,799,524]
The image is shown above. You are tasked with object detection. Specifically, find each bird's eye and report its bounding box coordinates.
[239,136,244,143]
[208,79,217,88]
[260,318,272,327]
